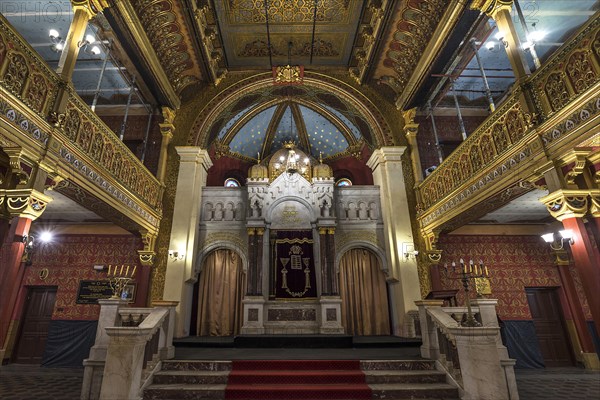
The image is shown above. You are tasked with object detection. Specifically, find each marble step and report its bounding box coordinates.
[143,384,226,400]
[152,370,229,385]
[360,360,436,371]
[370,383,459,399]
[160,360,232,371]
[364,370,447,384]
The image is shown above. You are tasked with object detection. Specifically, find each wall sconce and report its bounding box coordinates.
[79,34,101,55]
[168,250,185,261]
[541,229,574,250]
[21,234,35,266]
[404,250,419,261]
[49,29,65,53]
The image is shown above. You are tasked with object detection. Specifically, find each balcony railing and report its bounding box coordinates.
[0,14,162,213]
[417,15,600,215]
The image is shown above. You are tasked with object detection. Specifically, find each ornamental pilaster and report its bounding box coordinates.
[540,189,589,221]
[137,229,158,266]
[157,107,176,183]
[402,108,423,185]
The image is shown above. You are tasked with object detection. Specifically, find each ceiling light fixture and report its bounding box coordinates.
[49,29,65,53]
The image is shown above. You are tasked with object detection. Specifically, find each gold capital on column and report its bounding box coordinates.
[470,0,513,18]
[247,228,256,236]
[138,230,158,266]
[71,0,110,16]
[540,189,589,221]
[1,189,53,220]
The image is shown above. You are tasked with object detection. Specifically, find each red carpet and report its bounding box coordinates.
[225,360,372,399]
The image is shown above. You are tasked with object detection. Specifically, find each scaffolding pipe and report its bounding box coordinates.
[91,47,110,112]
[119,75,135,141]
[427,101,444,165]
[140,112,154,163]
[469,38,496,112]
[451,78,468,141]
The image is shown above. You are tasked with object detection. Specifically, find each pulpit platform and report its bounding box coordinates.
[173,335,421,349]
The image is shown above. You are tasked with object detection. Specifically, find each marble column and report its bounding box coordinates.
[367,147,421,335]
[162,147,212,337]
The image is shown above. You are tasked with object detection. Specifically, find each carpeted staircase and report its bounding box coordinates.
[143,359,459,400]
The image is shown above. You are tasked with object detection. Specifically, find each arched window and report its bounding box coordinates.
[224,178,240,187]
[336,178,352,187]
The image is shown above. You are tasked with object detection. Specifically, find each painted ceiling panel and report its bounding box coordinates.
[218,104,256,139]
[300,105,348,157]
[270,106,299,155]
[229,106,277,157]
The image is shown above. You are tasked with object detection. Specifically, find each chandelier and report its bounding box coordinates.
[274,142,310,175]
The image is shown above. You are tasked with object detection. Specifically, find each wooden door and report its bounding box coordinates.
[14,287,57,364]
[525,287,574,367]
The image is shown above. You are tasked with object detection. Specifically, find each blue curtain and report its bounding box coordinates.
[501,320,545,369]
[42,320,98,367]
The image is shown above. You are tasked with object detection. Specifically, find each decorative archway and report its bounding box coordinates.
[188,72,394,151]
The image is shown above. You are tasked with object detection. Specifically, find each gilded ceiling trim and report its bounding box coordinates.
[131,0,202,94]
[377,0,467,109]
[290,103,310,152]
[221,98,281,145]
[189,72,393,149]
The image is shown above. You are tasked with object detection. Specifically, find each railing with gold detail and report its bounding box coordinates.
[417,14,600,215]
[0,14,162,213]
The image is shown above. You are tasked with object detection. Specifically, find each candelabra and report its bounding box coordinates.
[107,264,137,299]
[444,259,490,327]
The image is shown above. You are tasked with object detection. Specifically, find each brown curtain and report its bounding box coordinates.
[197,249,245,336]
[339,248,390,335]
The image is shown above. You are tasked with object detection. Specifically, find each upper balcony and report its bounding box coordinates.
[0,13,162,234]
[416,13,600,234]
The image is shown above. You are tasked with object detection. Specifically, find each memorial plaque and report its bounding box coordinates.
[76,280,113,304]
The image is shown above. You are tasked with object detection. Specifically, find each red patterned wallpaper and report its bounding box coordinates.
[23,235,142,320]
[438,235,592,320]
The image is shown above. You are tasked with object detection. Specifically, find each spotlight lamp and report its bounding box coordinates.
[541,229,574,251]
[49,29,65,53]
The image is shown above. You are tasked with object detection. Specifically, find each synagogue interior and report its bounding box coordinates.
[0,0,599,399]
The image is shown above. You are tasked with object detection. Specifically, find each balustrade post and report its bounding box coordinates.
[415,300,443,359]
[99,327,152,400]
[449,326,512,400]
[81,299,128,400]
[151,300,178,359]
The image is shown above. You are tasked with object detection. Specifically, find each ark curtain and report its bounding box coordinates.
[274,230,317,299]
[196,249,245,336]
[339,248,390,335]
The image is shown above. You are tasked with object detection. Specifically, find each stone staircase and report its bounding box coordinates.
[143,359,459,400]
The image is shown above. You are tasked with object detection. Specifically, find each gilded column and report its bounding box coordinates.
[162,147,212,337]
[136,230,157,306]
[0,153,52,362]
[540,189,600,365]
[51,1,110,117]
[402,108,423,185]
[157,107,175,183]
[470,0,531,80]
[550,249,598,369]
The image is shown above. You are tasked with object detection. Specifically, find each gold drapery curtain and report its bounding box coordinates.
[196,249,245,336]
[339,248,390,335]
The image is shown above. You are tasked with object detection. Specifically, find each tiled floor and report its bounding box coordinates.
[1,363,598,399]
